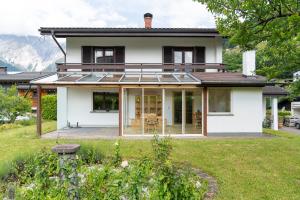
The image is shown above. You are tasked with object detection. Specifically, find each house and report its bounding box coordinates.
[32,13,274,137]
[0,69,56,110]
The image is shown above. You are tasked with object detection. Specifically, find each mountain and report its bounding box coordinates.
[0,34,64,72]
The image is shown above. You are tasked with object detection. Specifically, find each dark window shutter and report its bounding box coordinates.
[82,46,93,63]
[115,47,125,63]
[194,47,205,63]
[163,46,173,64]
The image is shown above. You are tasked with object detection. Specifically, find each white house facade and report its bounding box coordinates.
[33,13,268,137]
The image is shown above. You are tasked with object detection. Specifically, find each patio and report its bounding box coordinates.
[42,127,206,139]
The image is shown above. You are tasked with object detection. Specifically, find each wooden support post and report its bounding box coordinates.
[182,89,186,134]
[36,85,42,137]
[119,87,123,136]
[142,88,145,135]
[162,88,165,135]
[203,87,208,136]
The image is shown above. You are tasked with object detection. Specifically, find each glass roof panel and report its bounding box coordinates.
[160,74,177,82]
[174,74,195,82]
[100,74,123,82]
[58,74,83,82]
[79,73,104,82]
[141,74,158,82]
[121,74,140,82]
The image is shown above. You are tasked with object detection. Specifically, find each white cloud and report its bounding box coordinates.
[0,0,215,36]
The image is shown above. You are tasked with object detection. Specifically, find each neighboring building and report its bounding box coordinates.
[32,13,272,136]
[293,71,300,82]
[0,71,56,110]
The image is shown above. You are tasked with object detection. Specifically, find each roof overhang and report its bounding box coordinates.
[39,27,221,38]
[31,71,269,87]
[31,72,201,85]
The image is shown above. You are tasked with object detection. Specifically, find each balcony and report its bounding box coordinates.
[56,63,225,72]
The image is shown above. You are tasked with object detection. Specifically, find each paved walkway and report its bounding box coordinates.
[280,126,300,135]
[42,127,272,140]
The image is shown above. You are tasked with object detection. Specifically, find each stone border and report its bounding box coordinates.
[194,168,218,200]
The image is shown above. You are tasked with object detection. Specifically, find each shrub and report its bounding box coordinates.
[0,86,31,123]
[15,117,36,126]
[278,110,291,117]
[1,138,207,199]
[42,95,57,120]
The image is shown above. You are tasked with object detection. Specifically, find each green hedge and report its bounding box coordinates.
[42,95,57,120]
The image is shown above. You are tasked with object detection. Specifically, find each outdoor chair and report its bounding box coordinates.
[145,114,159,133]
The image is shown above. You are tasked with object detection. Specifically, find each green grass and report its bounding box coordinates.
[1,122,300,199]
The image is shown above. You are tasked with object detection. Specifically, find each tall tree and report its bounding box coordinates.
[195,0,300,49]
[196,0,300,98]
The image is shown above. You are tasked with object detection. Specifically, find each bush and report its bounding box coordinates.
[278,110,291,117]
[15,117,36,126]
[42,95,57,120]
[1,137,207,199]
[0,86,31,123]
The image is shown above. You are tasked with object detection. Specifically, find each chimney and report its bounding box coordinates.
[144,13,153,29]
[242,50,256,76]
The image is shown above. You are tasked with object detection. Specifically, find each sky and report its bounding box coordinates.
[0,0,216,36]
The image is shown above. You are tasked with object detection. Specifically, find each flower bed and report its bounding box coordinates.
[1,136,211,199]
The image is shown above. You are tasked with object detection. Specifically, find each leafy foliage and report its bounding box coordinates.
[0,86,31,123]
[223,46,242,72]
[288,79,300,100]
[41,95,57,120]
[2,137,207,199]
[196,0,300,49]
[196,0,300,96]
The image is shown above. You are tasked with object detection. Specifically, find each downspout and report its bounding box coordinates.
[51,30,66,71]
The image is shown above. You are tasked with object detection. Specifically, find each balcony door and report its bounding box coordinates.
[174,50,193,64]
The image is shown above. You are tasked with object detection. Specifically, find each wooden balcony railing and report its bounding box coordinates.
[56,63,225,72]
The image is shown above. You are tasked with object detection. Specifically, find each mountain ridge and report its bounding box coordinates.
[0,34,64,72]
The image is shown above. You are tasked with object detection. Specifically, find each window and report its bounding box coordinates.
[174,51,183,63]
[94,48,114,63]
[82,46,125,64]
[163,46,205,64]
[93,92,119,112]
[209,89,231,113]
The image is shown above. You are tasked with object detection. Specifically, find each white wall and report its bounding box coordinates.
[291,102,300,117]
[66,87,119,127]
[207,88,263,133]
[57,87,68,129]
[66,37,223,64]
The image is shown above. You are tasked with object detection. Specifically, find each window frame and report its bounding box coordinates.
[94,47,115,64]
[81,46,125,64]
[208,88,232,115]
[92,92,119,112]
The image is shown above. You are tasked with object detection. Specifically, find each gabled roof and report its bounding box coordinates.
[0,72,55,82]
[39,27,220,38]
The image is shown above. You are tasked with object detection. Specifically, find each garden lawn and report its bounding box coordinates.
[1,122,300,200]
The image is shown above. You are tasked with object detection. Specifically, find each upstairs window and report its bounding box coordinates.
[94,48,114,63]
[93,92,119,112]
[209,89,231,113]
[163,46,205,64]
[82,46,125,64]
